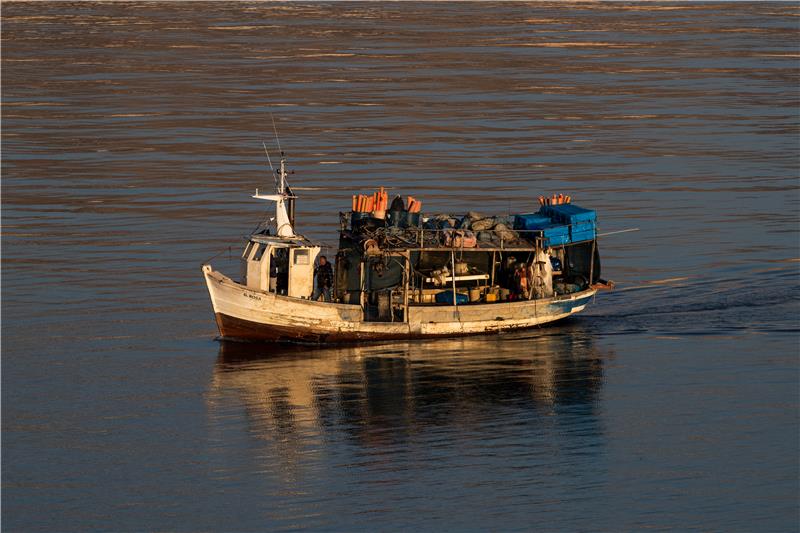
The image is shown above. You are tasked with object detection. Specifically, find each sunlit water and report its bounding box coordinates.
[3,3,799,531]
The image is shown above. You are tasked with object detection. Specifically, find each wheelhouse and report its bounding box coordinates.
[240,234,321,299]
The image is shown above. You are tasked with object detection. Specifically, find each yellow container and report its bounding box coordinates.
[485,293,498,302]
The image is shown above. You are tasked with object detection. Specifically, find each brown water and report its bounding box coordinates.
[3,2,799,531]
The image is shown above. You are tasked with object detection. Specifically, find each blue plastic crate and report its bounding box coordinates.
[570,228,596,243]
[540,224,570,247]
[571,220,596,230]
[570,220,596,238]
[544,234,570,247]
[514,213,552,231]
[435,291,469,305]
[539,204,596,225]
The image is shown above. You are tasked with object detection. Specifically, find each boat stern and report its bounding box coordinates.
[548,288,596,318]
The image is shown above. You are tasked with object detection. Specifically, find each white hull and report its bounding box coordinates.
[203,265,596,343]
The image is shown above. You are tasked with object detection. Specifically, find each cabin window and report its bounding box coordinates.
[293,249,309,265]
[253,244,267,261]
[242,242,254,259]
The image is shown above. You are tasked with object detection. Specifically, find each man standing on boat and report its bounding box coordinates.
[313,256,333,302]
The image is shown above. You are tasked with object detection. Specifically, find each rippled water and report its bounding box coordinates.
[3,2,799,531]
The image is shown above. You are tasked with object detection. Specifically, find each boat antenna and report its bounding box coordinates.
[270,113,283,155]
[262,141,274,172]
[262,141,278,188]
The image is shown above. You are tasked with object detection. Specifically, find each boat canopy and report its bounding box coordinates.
[249,234,316,248]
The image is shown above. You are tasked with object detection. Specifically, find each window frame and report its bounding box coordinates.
[253,244,267,261]
[293,248,310,265]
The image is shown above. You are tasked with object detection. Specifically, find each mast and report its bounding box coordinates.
[253,154,296,237]
[281,157,296,229]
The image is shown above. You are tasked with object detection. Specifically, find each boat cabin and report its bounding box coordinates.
[240,234,321,299]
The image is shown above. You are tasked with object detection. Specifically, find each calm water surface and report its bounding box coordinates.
[3,2,799,531]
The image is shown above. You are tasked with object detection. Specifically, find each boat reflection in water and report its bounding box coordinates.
[208,327,610,459]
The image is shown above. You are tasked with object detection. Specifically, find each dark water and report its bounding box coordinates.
[3,2,799,531]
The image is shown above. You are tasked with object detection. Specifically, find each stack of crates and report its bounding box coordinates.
[513,213,551,231]
[514,213,570,247]
[541,225,570,247]
[537,204,597,243]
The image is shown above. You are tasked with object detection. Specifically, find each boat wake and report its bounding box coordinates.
[582,262,800,337]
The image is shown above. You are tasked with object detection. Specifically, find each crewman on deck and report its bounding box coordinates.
[313,256,333,302]
[514,263,530,300]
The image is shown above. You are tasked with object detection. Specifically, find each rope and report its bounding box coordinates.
[201,246,234,266]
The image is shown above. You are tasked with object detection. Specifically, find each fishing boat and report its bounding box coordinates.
[202,154,612,343]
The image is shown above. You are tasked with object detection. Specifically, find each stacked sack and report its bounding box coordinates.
[423,211,521,247]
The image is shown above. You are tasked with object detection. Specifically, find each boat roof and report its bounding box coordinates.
[249,233,318,248]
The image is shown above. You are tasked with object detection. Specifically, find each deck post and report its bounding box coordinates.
[360,260,366,315]
[450,248,457,309]
[403,252,410,320]
[490,250,496,289]
[532,238,539,300]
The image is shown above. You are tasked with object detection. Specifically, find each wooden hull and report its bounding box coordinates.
[203,265,596,344]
